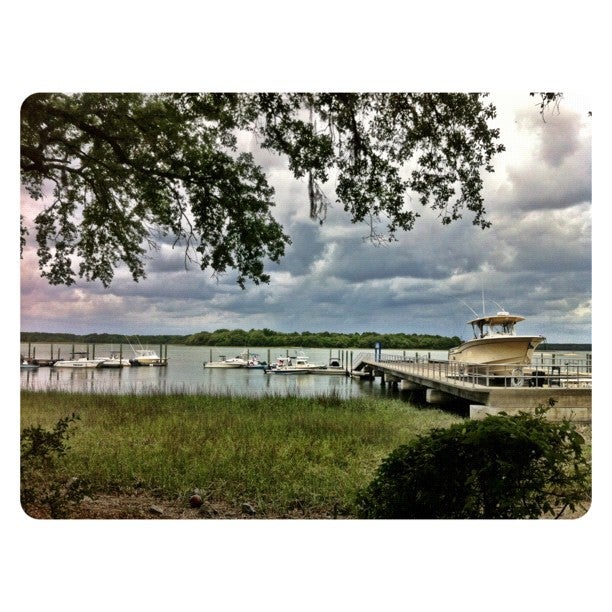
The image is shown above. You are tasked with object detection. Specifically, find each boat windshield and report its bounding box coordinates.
[473,320,516,338]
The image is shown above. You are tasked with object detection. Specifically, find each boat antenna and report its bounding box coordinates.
[482,288,485,315]
[489,299,506,312]
[458,299,479,318]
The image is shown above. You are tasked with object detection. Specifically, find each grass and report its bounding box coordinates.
[20,389,464,517]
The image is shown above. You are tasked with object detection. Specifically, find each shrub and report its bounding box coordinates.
[21,413,92,518]
[356,402,591,519]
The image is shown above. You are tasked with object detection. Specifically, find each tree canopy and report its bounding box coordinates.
[21,93,505,287]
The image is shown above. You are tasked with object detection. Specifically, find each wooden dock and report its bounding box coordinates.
[352,354,592,422]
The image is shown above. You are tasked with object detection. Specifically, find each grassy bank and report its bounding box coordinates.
[20,390,463,517]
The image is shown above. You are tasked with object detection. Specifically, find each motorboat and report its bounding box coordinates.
[204,355,247,368]
[130,348,166,366]
[99,351,132,368]
[20,360,39,370]
[52,352,107,368]
[449,311,545,377]
[264,352,325,374]
[245,353,268,369]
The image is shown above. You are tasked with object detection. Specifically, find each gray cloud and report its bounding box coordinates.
[20,94,592,343]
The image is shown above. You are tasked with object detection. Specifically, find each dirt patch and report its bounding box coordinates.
[24,491,337,520]
[24,490,590,520]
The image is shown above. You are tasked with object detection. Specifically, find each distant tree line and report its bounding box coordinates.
[21,329,463,350]
[20,332,184,345]
[536,343,592,352]
[182,329,462,349]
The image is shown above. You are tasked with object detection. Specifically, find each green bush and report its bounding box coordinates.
[356,403,591,519]
[21,413,92,518]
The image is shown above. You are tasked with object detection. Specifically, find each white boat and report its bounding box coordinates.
[20,360,39,370]
[52,353,106,368]
[99,351,132,368]
[245,353,268,369]
[449,310,545,378]
[265,352,325,374]
[130,348,165,366]
[204,355,247,368]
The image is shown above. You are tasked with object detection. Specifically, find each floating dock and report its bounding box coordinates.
[352,354,592,422]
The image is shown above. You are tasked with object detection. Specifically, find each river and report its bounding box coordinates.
[20,343,590,399]
[19,343,452,398]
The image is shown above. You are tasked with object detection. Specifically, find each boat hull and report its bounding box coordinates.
[99,358,132,368]
[449,336,544,373]
[52,359,105,368]
[265,367,312,374]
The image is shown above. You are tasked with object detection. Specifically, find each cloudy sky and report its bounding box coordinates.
[19,93,592,343]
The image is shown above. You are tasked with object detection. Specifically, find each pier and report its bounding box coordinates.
[21,342,169,367]
[352,353,592,422]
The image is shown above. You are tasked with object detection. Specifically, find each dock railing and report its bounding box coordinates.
[354,352,592,389]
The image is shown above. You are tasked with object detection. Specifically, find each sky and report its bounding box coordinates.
[19,93,592,344]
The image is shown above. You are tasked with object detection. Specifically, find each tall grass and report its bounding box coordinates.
[20,390,463,516]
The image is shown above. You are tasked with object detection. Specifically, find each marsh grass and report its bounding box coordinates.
[21,390,463,516]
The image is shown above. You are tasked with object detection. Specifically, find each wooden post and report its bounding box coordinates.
[51,344,54,360]
[28,343,31,359]
[120,344,123,364]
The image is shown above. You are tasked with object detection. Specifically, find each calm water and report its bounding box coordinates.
[19,344,450,398]
[20,343,589,398]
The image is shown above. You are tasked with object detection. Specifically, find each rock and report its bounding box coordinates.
[189,494,203,508]
[149,505,164,516]
[241,503,256,516]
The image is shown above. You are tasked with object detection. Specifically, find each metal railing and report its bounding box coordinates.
[354,352,592,389]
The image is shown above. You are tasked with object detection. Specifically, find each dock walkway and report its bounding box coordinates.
[352,353,592,422]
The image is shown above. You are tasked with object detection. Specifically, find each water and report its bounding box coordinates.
[20,343,590,398]
[19,344,450,398]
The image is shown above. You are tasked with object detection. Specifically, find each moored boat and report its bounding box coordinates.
[52,352,107,368]
[130,348,166,366]
[449,310,545,381]
[204,355,247,368]
[20,360,39,370]
[264,352,325,374]
[99,351,132,368]
[245,353,268,369]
